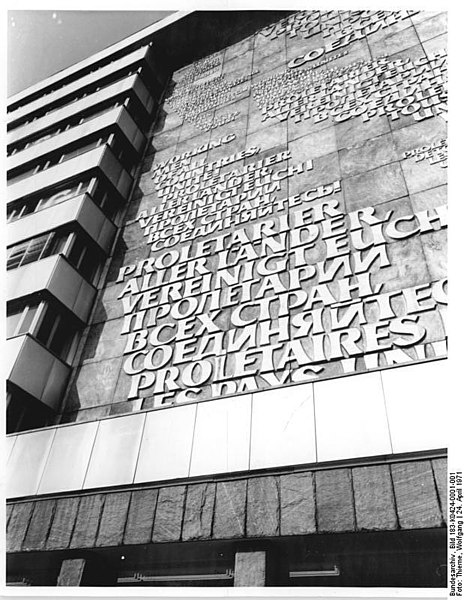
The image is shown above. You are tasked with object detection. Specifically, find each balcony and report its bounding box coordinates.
[7,144,132,205]
[6,335,71,415]
[7,254,96,323]
[7,193,117,253]
[8,74,154,148]
[8,45,156,129]
[8,106,145,174]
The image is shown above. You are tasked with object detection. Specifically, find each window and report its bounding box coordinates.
[7,179,92,223]
[90,183,120,222]
[124,95,151,129]
[7,297,81,364]
[7,227,104,286]
[37,181,86,211]
[8,67,139,131]
[7,299,41,338]
[8,102,120,157]
[8,135,107,184]
[7,165,37,183]
[59,137,105,163]
[79,101,119,125]
[23,132,54,151]
[7,42,147,118]
[7,385,54,434]
[6,231,71,270]
[111,135,137,176]
[7,178,120,225]
[66,233,104,284]
[35,309,79,361]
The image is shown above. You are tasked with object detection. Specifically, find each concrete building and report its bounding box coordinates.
[6,10,448,588]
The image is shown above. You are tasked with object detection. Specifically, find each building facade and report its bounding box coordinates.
[6,10,448,588]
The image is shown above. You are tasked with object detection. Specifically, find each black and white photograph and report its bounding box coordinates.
[5,4,456,596]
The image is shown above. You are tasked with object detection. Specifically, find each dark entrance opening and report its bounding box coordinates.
[7,527,446,587]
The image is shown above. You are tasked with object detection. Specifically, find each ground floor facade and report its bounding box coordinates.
[7,452,447,587]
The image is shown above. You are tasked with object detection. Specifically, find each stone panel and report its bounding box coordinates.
[352,465,397,531]
[315,469,356,533]
[247,95,286,134]
[280,472,316,536]
[152,486,186,542]
[152,109,184,135]
[175,131,211,156]
[368,25,420,58]
[6,502,34,552]
[255,47,287,73]
[6,503,13,529]
[391,38,427,58]
[246,120,287,153]
[57,558,86,587]
[246,476,280,537]
[400,155,448,196]
[112,366,146,405]
[70,494,105,549]
[66,357,123,410]
[150,126,180,152]
[367,14,414,41]
[391,461,442,529]
[46,497,80,550]
[123,488,158,545]
[285,32,324,62]
[330,39,371,67]
[224,35,254,61]
[253,30,285,58]
[423,33,447,58]
[288,127,337,160]
[431,458,447,521]
[80,318,126,364]
[234,551,266,587]
[335,116,391,151]
[343,162,408,211]
[392,117,447,156]
[181,482,216,541]
[211,116,248,150]
[96,492,131,547]
[410,185,447,212]
[288,150,340,195]
[178,116,213,144]
[371,236,431,294]
[411,11,441,25]
[339,133,398,178]
[212,480,247,539]
[421,230,447,281]
[22,500,56,551]
[415,13,447,42]
[222,54,254,80]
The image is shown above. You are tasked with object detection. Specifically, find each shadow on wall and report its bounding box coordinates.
[58,231,138,424]
[56,93,196,425]
[151,106,170,139]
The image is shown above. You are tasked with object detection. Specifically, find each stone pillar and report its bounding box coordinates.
[234,551,266,587]
[56,558,86,586]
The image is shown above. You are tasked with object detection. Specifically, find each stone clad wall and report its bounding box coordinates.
[7,456,447,553]
[62,10,447,424]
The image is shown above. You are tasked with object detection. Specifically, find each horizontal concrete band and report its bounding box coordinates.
[7,456,447,554]
[6,360,450,500]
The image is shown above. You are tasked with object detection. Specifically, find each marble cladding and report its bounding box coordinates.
[7,455,447,553]
[61,11,447,446]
